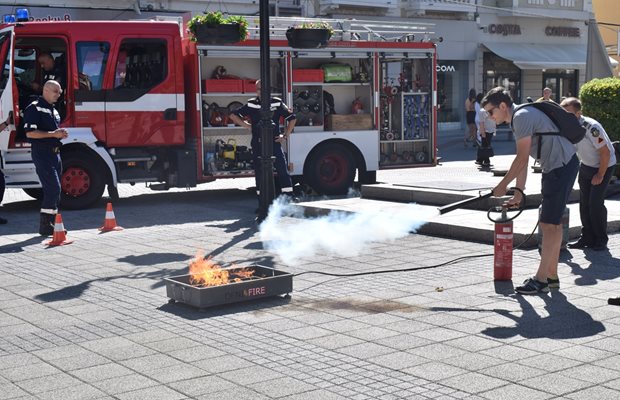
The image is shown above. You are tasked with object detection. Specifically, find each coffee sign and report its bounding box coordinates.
[545,26,580,37]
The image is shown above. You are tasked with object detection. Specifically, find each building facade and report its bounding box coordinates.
[1,0,608,131]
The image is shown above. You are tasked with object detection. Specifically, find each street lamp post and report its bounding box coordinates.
[257,0,276,222]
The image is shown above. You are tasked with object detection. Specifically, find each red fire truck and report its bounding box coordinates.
[0,17,439,209]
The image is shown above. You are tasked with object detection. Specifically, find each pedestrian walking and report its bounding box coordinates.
[475,98,496,167]
[464,88,477,147]
[229,80,297,210]
[561,97,617,251]
[482,87,578,294]
[23,80,68,236]
[537,87,555,103]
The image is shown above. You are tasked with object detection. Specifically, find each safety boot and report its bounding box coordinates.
[39,213,55,236]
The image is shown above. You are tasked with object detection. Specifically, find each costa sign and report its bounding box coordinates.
[487,24,522,36]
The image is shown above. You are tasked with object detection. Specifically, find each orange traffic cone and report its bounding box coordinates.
[99,202,123,232]
[47,213,73,246]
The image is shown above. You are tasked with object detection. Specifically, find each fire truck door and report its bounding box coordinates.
[0,26,15,152]
[104,37,180,147]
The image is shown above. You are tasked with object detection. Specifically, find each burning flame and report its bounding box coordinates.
[189,252,254,287]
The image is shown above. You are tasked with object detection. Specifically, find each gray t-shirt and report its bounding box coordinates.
[511,104,576,172]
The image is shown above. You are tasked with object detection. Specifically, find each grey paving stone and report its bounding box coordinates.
[14,373,83,395]
[515,353,582,372]
[168,376,236,397]
[0,382,29,399]
[145,364,208,384]
[519,371,593,396]
[93,344,157,361]
[478,363,546,382]
[306,333,365,350]
[250,376,317,398]
[47,352,110,371]
[441,372,507,394]
[558,364,620,384]
[0,362,59,382]
[441,352,505,371]
[167,346,227,362]
[219,365,284,385]
[367,350,430,370]
[336,342,397,359]
[36,383,106,400]
[115,385,186,400]
[71,363,133,382]
[403,361,469,381]
[479,383,553,400]
[566,385,620,400]
[284,326,335,340]
[91,373,158,395]
[120,354,184,373]
[192,354,255,374]
[196,387,270,400]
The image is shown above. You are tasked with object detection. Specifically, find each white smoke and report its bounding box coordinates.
[259,197,436,265]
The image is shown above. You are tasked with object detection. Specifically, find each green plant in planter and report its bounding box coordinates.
[295,21,334,38]
[286,21,334,49]
[187,11,249,44]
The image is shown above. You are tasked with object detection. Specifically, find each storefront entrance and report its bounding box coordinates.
[542,70,578,101]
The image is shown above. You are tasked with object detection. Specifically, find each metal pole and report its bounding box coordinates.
[257,0,276,222]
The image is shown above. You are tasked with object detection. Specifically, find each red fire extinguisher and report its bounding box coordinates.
[487,188,525,281]
[493,208,513,281]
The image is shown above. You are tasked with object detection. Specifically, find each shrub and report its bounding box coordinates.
[579,77,620,142]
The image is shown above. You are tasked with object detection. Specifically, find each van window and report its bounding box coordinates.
[76,42,110,90]
[114,39,167,90]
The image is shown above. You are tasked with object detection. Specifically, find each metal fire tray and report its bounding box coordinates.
[164,265,293,309]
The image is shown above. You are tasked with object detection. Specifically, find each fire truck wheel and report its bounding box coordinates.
[22,188,43,200]
[305,143,355,195]
[60,152,106,209]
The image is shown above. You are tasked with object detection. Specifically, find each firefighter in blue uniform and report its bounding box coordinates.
[229,80,297,204]
[23,80,68,236]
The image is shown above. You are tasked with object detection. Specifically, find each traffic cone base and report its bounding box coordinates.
[99,202,123,232]
[47,214,73,246]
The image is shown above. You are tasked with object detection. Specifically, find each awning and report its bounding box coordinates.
[484,42,586,70]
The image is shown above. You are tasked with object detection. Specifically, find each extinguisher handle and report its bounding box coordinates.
[486,187,526,223]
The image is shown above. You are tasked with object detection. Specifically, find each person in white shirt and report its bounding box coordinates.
[560,97,617,251]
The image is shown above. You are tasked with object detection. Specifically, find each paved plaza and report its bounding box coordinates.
[0,131,619,399]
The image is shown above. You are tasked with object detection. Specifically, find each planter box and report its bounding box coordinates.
[194,23,241,45]
[203,79,243,93]
[286,28,331,49]
[292,69,324,83]
[326,114,373,131]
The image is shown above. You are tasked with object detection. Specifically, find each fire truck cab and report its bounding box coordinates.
[0,18,438,209]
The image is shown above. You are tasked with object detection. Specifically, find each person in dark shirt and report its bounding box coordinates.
[30,53,65,92]
[23,80,69,236]
[229,80,297,208]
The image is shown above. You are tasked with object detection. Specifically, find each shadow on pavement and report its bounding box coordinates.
[118,252,191,266]
[481,291,605,339]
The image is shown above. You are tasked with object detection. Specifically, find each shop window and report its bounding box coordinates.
[436,61,467,124]
[483,53,521,103]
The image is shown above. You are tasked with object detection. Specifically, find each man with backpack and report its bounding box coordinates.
[481,87,579,295]
[561,97,616,251]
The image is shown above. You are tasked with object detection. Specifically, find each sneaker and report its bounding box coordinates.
[515,277,549,295]
[567,238,592,249]
[547,277,560,289]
